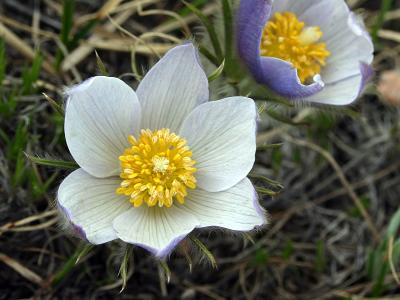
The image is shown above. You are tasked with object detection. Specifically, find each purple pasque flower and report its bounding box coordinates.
[237,0,374,105]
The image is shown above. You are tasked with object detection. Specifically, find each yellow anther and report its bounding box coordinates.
[116,129,197,208]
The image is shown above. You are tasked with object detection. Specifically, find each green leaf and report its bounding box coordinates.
[208,59,225,82]
[248,174,284,189]
[95,50,109,76]
[55,0,75,68]
[118,246,132,292]
[60,0,75,46]
[182,0,223,62]
[222,0,233,65]
[0,91,17,118]
[8,122,28,162]
[190,236,217,269]
[243,232,255,245]
[158,260,171,283]
[31,170,59,198]
[372,0,394,43]
[256,187,279,196]
[266,108,309,126]
[387,207,400,238]
[282,240,294,260]
[271,148,283,173]
[181,246,193,272]
[22,52,43,95]
[176,0,208,17]
[13,151,26,187]
[43,93,64,116]
[25,153,79,169]
[315,240,326,273]
[199,45,219,66]
[70,19,98,49]
[367,246,390,297]
[251,248,269,266]
[75,244,94,264]
[256,143,283,151]
[51,243,92,286]
[254,94,295,107]
[0,38,6,86]
[393,239,400,265]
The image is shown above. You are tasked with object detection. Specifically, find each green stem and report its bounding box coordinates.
[372,0,394,43]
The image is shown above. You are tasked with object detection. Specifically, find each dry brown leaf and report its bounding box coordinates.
[378,70,400,107]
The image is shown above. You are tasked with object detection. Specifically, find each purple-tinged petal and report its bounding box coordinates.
[237,0,324,98]
[359,62,374,94]
[318,5,373,85]
[301,72,365,105]
[182,178,267,231]
[57,169,131,244]
[347,13,374,95]
[259,57,325,98]
[58,203,88,242]
[131,234,188,258]
[237,0,272,78]
[348,12,373,45]
[252,183,268,223]
[298,4,374,104]
[113,206,199,258]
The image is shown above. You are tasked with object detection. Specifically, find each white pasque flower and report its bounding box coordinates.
[57,43,267,257]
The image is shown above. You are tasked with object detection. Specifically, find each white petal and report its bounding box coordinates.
[179,97,257,192]
[290,0,373,84]
[137,43,209,133]
[65,76,141,178]
[183,178,266,231]
[113,205,199,257]
[304,73,362,105]
[275,0,373,94]
[57,169,131,244]
[272,0,324,16]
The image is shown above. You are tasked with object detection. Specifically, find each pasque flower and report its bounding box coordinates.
[57,43,266,257]
[237,0,374,105]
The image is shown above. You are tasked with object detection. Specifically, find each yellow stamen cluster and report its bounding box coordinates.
[116,129,197,208]
[260,12,331,83]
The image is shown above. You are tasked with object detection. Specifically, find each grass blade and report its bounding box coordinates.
[55,0,75,68]
[222,0,233,66]
[118,246,132,293]
[25,153,79,169]
[43,93,64,116]
[95,50,109,76]
[0,38,6,86]
[182,0,223,62]
[199,45,219,66]
[22,52,43,95]
[190,236,217,269]
[372,0,394,43]
[51,244,92,286]
[208,59,225,82]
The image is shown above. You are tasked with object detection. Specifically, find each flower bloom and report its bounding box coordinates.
[237,0,374,105]
[57,44,267,257]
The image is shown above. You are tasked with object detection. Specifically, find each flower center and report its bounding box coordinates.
[116,129,197,208]
[260,12,331,84]
[152,156,170,173]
